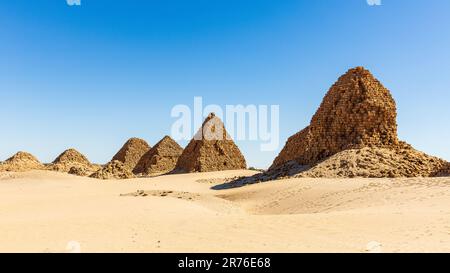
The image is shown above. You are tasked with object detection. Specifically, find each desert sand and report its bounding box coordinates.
[1,170,450,253]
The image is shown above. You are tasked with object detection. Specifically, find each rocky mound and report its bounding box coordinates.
[272,67,399,169]
[89,160,135,180]
[175,113,247,172]
[133,136,183,175]
[69,166,92,177]
[268,67,449,178]
[111,138,151,171]
[297,145,448,178]
[67,164,102,177]
[50,149,93,174]
[0,152,44,172]
[220,145,449,189]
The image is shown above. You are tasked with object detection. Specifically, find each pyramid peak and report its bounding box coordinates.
[161,135,174,142]
[125,137,148,145]
[154,135,180,148]
[340,66,376,80]
[59,148,83,155]
[53,148,90,165]
[14,151,32,156]
[202,112,222,125]
[7,151,40,163]
[190,113,230,141]
[349,66,368,72]
[119,137,150,148]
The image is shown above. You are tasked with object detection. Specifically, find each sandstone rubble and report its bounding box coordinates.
[89,160,135,180]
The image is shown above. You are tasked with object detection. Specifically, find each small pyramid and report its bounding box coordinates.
[53,149,90,165]
[175,113,247,172]
[111,138,151,171]
[133,136,183,175]
[0,151,44,172]
[271,67,399,169]
[51,148,93,173]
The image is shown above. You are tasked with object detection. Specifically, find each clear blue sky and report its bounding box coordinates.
[1,0,449,168]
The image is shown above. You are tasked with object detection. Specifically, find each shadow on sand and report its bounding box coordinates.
[211,161,310,190]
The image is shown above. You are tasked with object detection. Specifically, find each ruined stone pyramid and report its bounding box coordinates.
[175,113,247,172]
[0,151,44,172]
[53,149,90,165]
[51,148,93,173]
[111,138,151,171]
[133,135,183,175]
[272,66,399,169]
[268,67,449,178]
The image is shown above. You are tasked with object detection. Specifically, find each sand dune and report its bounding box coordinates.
[1,170,450,253]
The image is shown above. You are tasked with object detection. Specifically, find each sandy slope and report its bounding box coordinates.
[1,170,450,253]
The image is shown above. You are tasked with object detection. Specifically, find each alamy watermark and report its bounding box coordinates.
[66,0,81,6]
[367,0,382,6]
[170,97,279,152]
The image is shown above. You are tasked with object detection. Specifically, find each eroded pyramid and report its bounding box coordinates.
[0,151,44,172]
[272,67,399,169]
[51,148,94,173]
[175,113,247,172]
[265,66,449,179]
[133,136,183,175]
[111,138,151,171]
